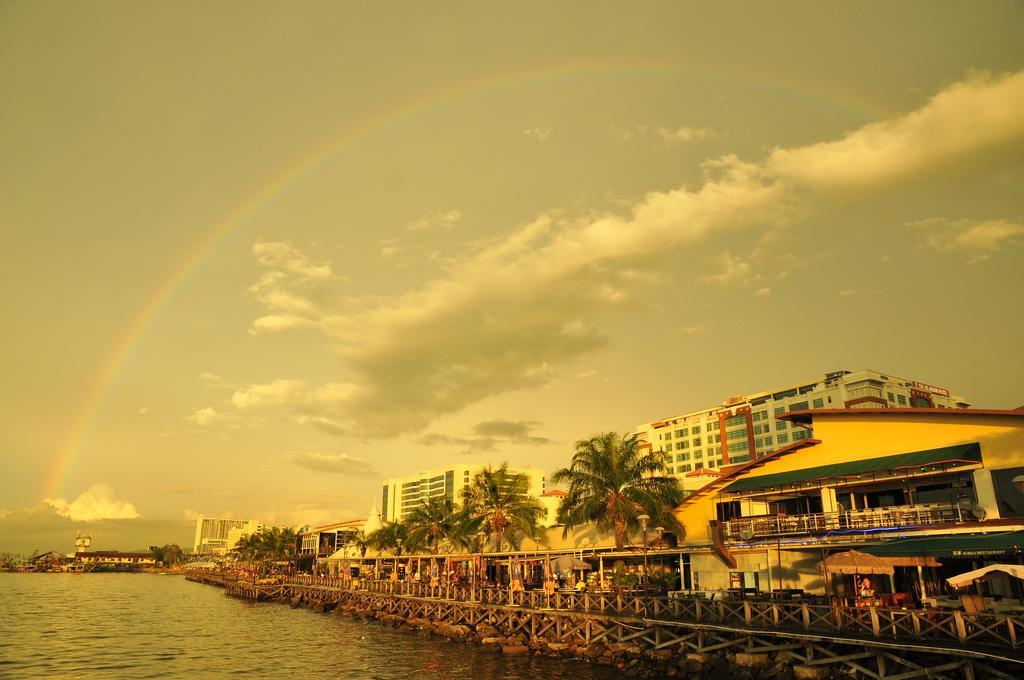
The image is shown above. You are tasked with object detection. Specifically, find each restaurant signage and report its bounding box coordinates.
[952,546,1020,557]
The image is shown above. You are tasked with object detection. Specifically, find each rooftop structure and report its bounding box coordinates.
[636,369,969,483]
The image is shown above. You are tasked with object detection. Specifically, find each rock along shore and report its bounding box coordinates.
[234,588,829,680]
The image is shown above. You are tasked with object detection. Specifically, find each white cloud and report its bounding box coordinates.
[229,379,310,409]
[44,484,139,522]
[754,287,772,297]
[613,124,713,144]
[252,240,333,281]
[237,70,1024,439]
[768,70,1024,186]
[523,127,551,142]
[291,452,376,477]
[138,407,148,415]
[247,241,336,334]
[0,509,11,519]
[186,406,236,427]
[290,414,347,436]
[407,209,462,232]
[910,217,1024,260]
[658,126,714,143]
[702,253,753,286]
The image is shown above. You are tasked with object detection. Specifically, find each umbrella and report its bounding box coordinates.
[552,555,592,572]
[818,550,894,576]
[947,564,1024,589]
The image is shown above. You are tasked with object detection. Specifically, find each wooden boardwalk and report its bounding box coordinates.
[186,572,1024,679]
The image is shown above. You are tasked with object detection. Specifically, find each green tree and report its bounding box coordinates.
[150,543,186,567]
[404,497,456,554]
[552,431,684,550]
[461,463,544,552]
[348,530,370,558]
[367,521,411,555]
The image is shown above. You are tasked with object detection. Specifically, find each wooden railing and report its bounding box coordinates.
[187,569,1023,651]
[719,502,965,540]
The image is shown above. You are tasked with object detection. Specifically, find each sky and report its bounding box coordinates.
[2,2,1023,554]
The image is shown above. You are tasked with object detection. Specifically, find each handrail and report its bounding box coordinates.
[719,502,965,540]
[187,568,1022,651]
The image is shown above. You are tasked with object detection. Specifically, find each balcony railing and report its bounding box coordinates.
[719,502,966,541]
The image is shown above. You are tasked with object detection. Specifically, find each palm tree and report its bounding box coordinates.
[405,497,456,554]
[348,530,370,558]
[461,464,544,552]
[368,521,411,555]
[552,431,684,550]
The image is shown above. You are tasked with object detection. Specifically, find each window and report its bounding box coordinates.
[897,394,907,405]
[679,464,692,473]
[665,431,673,440]
[789,400,809,411]
[694,449,703,458]
[714,434,721,443]
[725,415,746,428]
[675,441,688,450]
[675,429,685,438]
[777,433,789,444]
[774,407,786,416]
[812,398,825,409]
[692,425,702,435]
[775,420,787,430]
[887,392,895,403]
[762,435,773,446]
[691,439,701,448]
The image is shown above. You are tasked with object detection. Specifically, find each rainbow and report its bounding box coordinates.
[42,58,884,500]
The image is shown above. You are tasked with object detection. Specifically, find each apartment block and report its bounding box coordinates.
[380,464,546,523]
[192,517,263,554]
[636,369,968,478]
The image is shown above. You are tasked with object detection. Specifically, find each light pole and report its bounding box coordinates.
[638,513,650,583]
[396,538,403,583]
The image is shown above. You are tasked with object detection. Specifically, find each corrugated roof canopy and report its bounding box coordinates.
[722,442,981,493]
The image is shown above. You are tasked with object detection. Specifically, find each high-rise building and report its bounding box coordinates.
[192,517,263,554]
[636,369,968,478]
[380,464,546,523]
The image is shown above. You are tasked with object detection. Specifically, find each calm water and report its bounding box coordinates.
[0,574,622,679]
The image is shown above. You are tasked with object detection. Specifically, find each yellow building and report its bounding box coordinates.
[675,407,1024,599]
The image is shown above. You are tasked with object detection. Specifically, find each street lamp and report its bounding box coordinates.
[637,513,650,582]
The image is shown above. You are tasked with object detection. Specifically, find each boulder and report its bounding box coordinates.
[476,624,500,638]
[502,644,530,656]
[735,653,772,669]
[792,666,829,680]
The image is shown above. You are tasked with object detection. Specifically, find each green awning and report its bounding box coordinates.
[863,531,1024,559]
[723,442,981,493]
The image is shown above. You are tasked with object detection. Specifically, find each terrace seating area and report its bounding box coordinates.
[720,502,965,540]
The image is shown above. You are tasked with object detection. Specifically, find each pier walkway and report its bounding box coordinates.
[187,571,1023,679]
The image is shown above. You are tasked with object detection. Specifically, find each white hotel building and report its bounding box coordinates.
[636,369,968,483]
[381,464,546,523]
[192,517,263,554]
